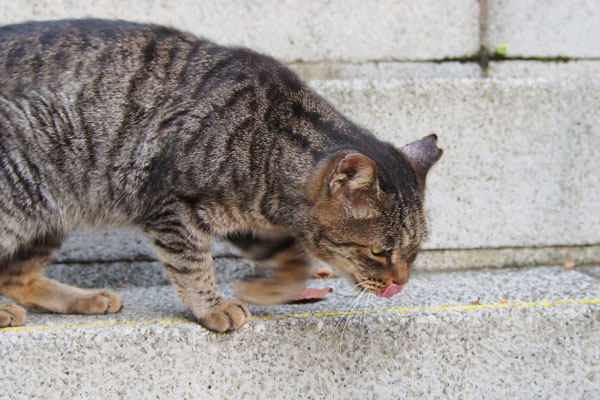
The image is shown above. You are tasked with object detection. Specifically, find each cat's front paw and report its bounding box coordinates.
[234,277,301,305]
[0,301,27,327]
[195,299,250,333]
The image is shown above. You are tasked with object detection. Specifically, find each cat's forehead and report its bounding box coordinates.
[379,202,426,251]
[380,227,417,249]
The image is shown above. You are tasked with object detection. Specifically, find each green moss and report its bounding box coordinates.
[494,43,509,56]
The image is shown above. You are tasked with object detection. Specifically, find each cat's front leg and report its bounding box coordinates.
[147,229,250,332]
[228,232,312,305]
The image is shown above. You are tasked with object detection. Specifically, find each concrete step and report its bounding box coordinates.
[2,264,600,399]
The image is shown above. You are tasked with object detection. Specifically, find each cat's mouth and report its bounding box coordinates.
[375,284,404,298]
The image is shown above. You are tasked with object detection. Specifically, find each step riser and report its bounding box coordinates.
[3,1,600,60]
[0,0,479,62]
[2,305,598,399]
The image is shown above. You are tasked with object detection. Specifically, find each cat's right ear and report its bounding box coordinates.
[398,134,443,180]
[327,153,380,219]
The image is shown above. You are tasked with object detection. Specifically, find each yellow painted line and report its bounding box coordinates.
[1,297,599,332]
[0,316,193,332]
[252,297,600,320]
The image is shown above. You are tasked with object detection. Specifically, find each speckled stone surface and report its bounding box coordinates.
[580,265,600,280]
[45,257,261,289]
[417,245,600,271]
[488,61,600,80]
[51,228,239,263]
[484,0,600,58]
[288,61,482,80]
[30,264,600,320]
[2,265,599,399]
[0,0,480,62]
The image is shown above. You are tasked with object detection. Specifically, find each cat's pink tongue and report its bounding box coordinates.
[376,284,404,298]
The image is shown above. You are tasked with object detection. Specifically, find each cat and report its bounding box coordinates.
[0,19,442,332]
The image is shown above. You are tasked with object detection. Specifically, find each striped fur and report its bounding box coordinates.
[0,20,441,331]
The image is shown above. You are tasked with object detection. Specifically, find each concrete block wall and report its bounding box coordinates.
[483,0,600,58]
[1,1,599,270]
[0,0,481,62]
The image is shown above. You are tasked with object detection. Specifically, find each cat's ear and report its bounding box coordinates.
[328,153,380,219]
[398,134,443,180]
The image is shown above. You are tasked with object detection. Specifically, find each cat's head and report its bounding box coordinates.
[304,134,442,297]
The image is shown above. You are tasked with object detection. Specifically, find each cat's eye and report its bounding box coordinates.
[371,247,389,257]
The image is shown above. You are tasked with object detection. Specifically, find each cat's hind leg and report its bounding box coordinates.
[227,231,311,305]
[0,301,26,327]
[0,245,123,317]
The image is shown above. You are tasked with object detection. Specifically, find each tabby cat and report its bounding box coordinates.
[0,20,442,332]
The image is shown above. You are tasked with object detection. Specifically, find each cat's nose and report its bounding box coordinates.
[392,277,407,286]
[391,264,409,285]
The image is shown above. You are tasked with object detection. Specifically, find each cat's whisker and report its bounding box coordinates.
[326,282,362,311]
[325,294,353,313]
[359,299,369,342]
[335,287,363,330]
[336,287,365,332]
[338,282,363,294]
[340,287,367,345]
[342,282,362,291]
